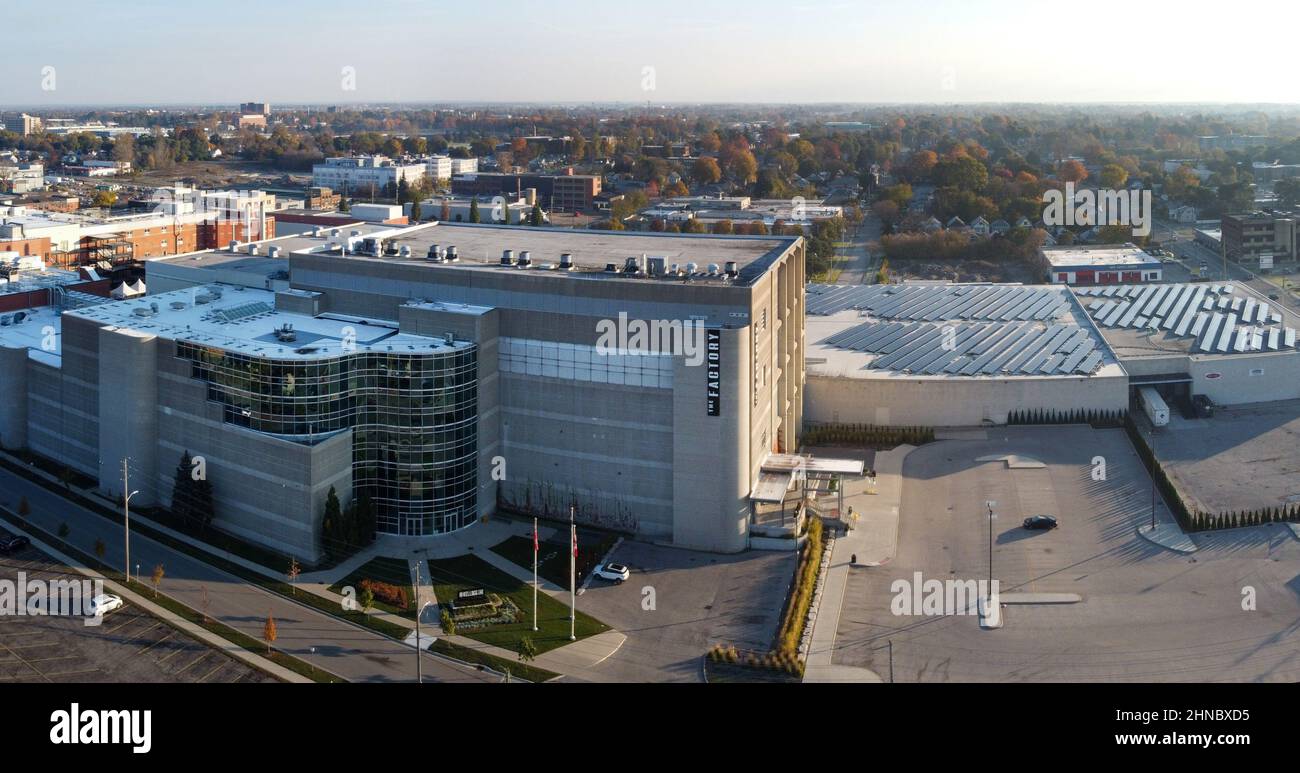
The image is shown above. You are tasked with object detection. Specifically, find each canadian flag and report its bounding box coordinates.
[572,525,578,558]
[533,521,539,553]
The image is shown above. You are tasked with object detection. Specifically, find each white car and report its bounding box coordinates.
[86,594,124,617]
[593,563,630,583]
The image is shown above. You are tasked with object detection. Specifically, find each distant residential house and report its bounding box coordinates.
[1167,204,1198,223]
[921,216,943,232]
[970,216,991,236]
[945,216,966,229]
[1014,216,1033,230]
[989,219,1011,235]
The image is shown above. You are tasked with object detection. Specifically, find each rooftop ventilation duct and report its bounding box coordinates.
[707,263,720,276]
[228,240,239,252]
[247,244,259,255]
[399,245,412,258]
[724,261,738,276]
[559,252,574,270]
[517,250,532,267]
[500,249,515,266]
[445,245,459,261]
[647,256,666,276]
[268,246,282,258]
[605,263,618,273]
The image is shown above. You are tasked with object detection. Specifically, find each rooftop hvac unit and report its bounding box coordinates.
[12,311,26,324]
[517,250,532,267]
[559,252,574,270]
[169,301,187,310]
[330,229,341,238]
[0,314,11,326]
[443,332,454,345]
[685,262,699,275]
[132,307,151,317]
[724,261,738,276]
[647,256,666,276]
[274,323,297,342]
[623,255,643,274]
[500,249,515,266]
[605,263,618,272]
[268,246,282,258]
[195,293,213,304]
[228,240,239,252]
[247,244,259,255]
[445,245,459,261]
[707,263,719,275]
[399,245,412,258]
[150,302,159,313]
[350,230,362,237]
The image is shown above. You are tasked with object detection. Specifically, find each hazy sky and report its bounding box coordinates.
[2,0,1294,106]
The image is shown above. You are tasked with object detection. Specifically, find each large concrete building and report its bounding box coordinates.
[1041,244,1163,285]
[0,223,805,560]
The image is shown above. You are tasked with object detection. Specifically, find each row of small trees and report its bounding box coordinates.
[801,423,934,447]
[1188,508,1300,531]
[775,516,824,657]
[1007,407,1127,427]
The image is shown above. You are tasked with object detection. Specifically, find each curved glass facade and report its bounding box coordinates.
[176,341,478,535]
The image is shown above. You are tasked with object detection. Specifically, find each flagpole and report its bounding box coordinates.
[532,517,539,632]
[569,505,576,641]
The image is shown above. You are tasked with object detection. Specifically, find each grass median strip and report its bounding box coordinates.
[429,639,559,683]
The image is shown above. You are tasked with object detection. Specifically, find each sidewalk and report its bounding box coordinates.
[803,444,914,682]
[0,517,314,683]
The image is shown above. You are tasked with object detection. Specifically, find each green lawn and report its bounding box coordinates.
[425,554,608,655]
[328,556,417,619]
[489,529,617,589]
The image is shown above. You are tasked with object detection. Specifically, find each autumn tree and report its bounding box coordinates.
[264,612,277,654]
[691,156,721,184]
[1099,164,1129,189]
[1057,160,1088,184]
[151,563,165,598]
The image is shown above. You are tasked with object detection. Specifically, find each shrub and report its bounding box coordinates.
[358,578,410,610]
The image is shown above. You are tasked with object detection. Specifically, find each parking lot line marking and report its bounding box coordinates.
[173,652,211,675]
[42,669,101,679]
[196,661,226,683]
[135,629,175,657]
[155,644,190,665]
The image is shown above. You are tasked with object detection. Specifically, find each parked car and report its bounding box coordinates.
[593,563,630,583]
[1269,293,1279,300]
[0,535,30,553]
[86,594,124,617]
[1023,514,1058,530]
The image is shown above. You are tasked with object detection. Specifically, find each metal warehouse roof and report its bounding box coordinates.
[1077,282,1299,354]
[806,283,1070,321]
[821,319,1103,376]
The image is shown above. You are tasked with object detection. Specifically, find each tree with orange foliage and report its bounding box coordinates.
[1057,160,1088,183]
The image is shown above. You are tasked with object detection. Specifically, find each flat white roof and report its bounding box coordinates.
[63,285,468,361]
[1042,245,1160,269]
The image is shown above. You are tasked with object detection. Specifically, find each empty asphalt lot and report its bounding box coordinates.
[833,426,1300,682]
[0,536,275,683]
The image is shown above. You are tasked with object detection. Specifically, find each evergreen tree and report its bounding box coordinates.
[529,203,544,226]
[322,486,342,559]
[172,450,215,532]
[410,201,422,223]
[469,198,481,223]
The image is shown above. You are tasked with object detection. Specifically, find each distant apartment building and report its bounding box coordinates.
[240,102,270,115]
[1198,135,1269,151]
[312,155,427,195]
[0,161,45,193]
[1221,211,1297,266]
[1,113,44,135]
[304,186,341,211]
[451,169,601,213]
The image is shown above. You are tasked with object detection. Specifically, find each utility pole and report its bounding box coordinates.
[122,459,139,583]
[985,501,996,588]
[1150,426,1158,531]
[569,505,577,641]
[888,639,894,684]
[412,560,423,684]
[533,516,539,632]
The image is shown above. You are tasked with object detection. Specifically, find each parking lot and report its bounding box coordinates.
[0,535,275,684]
[832,425,1300,682]
[1157,398,1300,515]
[572,540,796,682]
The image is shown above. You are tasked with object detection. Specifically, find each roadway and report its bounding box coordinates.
[0,464,499,683]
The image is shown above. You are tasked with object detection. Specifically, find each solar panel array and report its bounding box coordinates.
[1076,283,1299,354]
[806,283,1070,321]
[821,319,1103,376]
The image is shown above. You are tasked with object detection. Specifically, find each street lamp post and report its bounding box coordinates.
[122,458,139,583]
[985,501,996,587]
[1150,426,1158,531]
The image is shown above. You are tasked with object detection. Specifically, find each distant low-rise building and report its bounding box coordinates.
[1041,244,1162,284]
[312,155,427,196]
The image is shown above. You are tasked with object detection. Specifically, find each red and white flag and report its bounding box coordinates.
[533,519,539,553]
[572,525,578,558]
